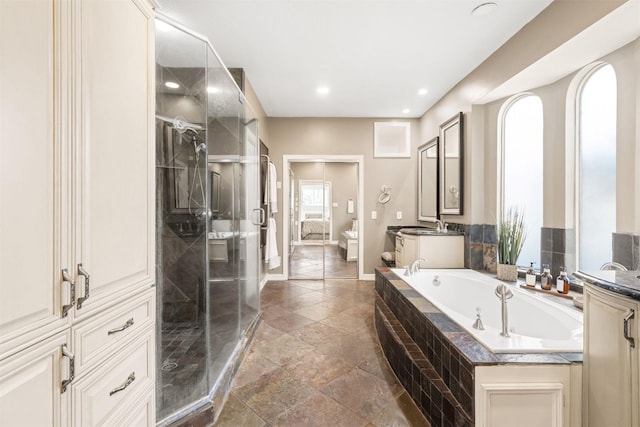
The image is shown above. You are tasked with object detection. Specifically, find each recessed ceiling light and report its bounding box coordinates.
[165,81,180,89]
[207,86,220,94]
[316,86,330,95]
[471,2,498,17]
[402,108,410,114]
[418,88,428,96]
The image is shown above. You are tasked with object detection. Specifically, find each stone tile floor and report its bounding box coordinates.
[289,245,358,279]
[213,279,430,427]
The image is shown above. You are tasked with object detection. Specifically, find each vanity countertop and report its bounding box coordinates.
[395,228,464,237]
[573,270,640,301]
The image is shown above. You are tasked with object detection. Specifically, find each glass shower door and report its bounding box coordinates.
[239,115,260,332]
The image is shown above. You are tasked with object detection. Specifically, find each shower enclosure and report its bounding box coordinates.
[155,17,261,424]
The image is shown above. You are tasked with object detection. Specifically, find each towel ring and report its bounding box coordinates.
[378,185,391,204]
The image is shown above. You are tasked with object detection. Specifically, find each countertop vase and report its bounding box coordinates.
[497,263,518,282]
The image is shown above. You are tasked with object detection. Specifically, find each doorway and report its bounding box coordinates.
[284,156,363,280]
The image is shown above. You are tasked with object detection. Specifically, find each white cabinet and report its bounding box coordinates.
[395,235,417,268]
[0,0,155,424]
[395,233,464,268]
[74,0,155,321]
[0,0,70,359]
[583,283,639,427]
[475,364,581,427]
[0,331,71,427]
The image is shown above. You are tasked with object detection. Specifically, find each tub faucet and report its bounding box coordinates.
[409,258,426,275]
[494,284,513,337]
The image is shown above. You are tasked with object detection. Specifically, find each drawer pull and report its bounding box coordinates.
[623,309,635,348]
[76,263,90,309]
[107,318,134,335]
[109,372,135,396]
[61,344,75,393]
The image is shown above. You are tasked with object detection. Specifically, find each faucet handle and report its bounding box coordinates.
[403,265,411,276]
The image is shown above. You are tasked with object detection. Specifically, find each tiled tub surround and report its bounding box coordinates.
[541,227,576,279]
[612,232,640,271]
[442,225,640,277]
[446,223,497,273]
[375,268,583,427]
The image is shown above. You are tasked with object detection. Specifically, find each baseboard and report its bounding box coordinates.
[265,273,286,282]
[361,273,375,281]
[259,275,269,290]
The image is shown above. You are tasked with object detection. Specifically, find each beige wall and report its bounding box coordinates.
[254,0,639,276]
[419,0,626,226]
[268,118,420,275]
[481,38,639,235]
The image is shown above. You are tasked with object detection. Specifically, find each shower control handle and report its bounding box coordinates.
[76,264,90,309]
[61,269,75,317]
[623,309,635,348]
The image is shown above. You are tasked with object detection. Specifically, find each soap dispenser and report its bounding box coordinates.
[525,262,536,287]
[557,266,570,294]
[540,264,553,290]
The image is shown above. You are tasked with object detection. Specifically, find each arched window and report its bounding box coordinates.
[577,64,616,270]
[501,95,543,267]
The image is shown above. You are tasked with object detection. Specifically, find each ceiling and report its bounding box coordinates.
[156,0,554,118]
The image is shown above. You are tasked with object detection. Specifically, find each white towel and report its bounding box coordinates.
[265,217,281,269]
[265,162,278,214]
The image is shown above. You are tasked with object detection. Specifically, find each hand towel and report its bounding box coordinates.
[267,162,278,213]
[265,217,281,269]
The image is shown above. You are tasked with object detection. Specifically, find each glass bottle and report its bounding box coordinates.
[525,262,536,287]
[540,264,553,290]
[557,266,570,294]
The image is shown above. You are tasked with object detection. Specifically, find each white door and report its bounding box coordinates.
[0,330,72,426]
[74,0,155,319]
[0,0,70,357]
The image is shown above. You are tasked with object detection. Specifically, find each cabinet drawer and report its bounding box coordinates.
[110,384,154,427]
[72,327,153,427]
[73,290,153,374]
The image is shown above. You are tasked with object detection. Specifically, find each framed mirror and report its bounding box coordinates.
[418,137,439,221]
[439,112,463,215]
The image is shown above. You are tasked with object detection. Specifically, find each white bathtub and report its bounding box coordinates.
[391,268,583,353]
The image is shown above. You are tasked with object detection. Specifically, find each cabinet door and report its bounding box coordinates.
[74,0,155,319]
[584,284,639,426]
[0,0,70,357]
[401,235,417,266]
[0,330,71,427]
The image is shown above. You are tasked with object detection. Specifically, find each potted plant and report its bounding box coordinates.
[496,206,526,281]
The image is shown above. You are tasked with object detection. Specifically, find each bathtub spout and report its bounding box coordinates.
[408,258,427,275]
[495,284,513,337]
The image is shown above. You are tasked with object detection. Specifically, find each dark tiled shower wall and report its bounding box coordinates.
[613,232,640,270]
[447,223,497,273]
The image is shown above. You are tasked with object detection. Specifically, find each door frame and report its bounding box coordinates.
[283,155,364,280]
